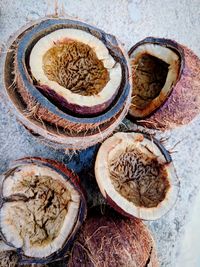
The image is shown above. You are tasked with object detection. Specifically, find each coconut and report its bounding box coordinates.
[68,206,159,267]
[95,132,180,220]
[128,37,200,130]
[2,17,131,150]
[0,157,87,264]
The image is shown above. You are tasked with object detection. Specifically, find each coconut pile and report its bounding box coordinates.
[0,14,200,267]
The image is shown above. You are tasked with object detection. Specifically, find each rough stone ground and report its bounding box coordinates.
[0,1,199,266]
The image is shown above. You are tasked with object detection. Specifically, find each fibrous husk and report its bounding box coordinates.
[68,206,159,267]
[128,37,200,130]
[2,17,131,150]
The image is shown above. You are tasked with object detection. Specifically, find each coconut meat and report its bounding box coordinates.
[29,29,122,107]
[130,44,180,117]
[0,165,80,258]
[95,132,179,220]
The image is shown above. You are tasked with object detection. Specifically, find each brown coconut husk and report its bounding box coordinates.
[68,207,159,267]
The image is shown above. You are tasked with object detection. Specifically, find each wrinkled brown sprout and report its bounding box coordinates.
[109,147,170,208]
[43,41,109,96]
[0,251,19,267]
[131,54,169,109]
[3,175,72,247]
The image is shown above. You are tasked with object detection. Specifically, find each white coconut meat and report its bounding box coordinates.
[95,132,179,220]
[0,164,80,258]
[130,44,180,117]
[29,29,122,107]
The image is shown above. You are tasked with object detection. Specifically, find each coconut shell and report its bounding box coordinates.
[128,37,200,130]
[95,132,180,220]
[68,206,159,267]
[2,17,131,150]
[0,157,87,264]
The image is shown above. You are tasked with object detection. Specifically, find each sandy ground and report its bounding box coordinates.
[0,0,200,266]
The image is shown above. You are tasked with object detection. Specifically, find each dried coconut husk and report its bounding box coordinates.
[2,17,131,150]
[68,206,159,267]
[128,37,200,130]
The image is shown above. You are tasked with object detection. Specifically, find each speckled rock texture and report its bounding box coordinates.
[0,1,199,266]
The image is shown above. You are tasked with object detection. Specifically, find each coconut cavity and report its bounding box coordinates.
[109,147,170,208]
[131,54,169,109]
[129,43,181,117]
[43,41,109,96]
[0,167,81,258]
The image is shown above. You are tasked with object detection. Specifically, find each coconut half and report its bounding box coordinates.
[2,17,131,150]
[30,28,122,115]
[0,157,87,264]
[95,132,179,220]
[128,37,200,130]
[68,206,159,267]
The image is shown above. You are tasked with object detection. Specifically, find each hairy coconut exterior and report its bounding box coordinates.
[2,17,131,150]
[68,207,159,267]
[0,157,87,264]
[128,37,200,130]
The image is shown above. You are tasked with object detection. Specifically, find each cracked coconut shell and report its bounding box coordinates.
[2,17,131,150]
[68,206,159,267]
[0,157,87,264]
[95,132,180,220]
[128,37,200,130]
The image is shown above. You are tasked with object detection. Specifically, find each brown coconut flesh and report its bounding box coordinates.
[29,29,122,113]
[0,164,81,258]
[95,132,179,220]
[68,207,158,267]
[129,43,181,118]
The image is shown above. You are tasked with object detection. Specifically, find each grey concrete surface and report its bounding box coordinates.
[0,0,200,266]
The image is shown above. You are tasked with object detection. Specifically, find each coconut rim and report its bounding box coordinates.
[29,28,122,110]
[128,37,185,119]
[95,132,180,220]
[0,157,87,264]
[12,17,131,123]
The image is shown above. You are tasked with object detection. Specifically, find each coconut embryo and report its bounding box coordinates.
[109,146,170,208]
[42,41,109,96]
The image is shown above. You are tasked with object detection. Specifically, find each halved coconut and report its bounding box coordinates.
[68,206,159,267]
[95,132,179,220]
[128,37,200,130]
[2,17,131,150]
[0,157,87,264]
[30,28,122,115]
